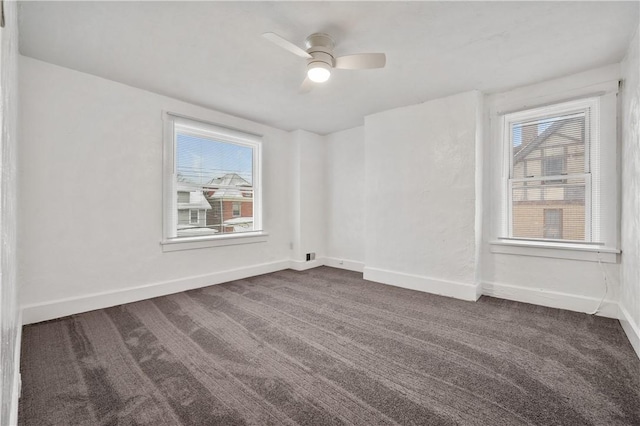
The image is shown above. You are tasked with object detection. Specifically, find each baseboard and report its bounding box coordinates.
[21,257,358,324]
[290,257,365,273]
[323,257,365,273]
[481,281,619,319]
[363,267,480,301]
[619,303,640,360]
[21,260,291,325]
[289,258,326,271]
[21,256,636,361]
[9,310,22,426]
[474,278,484,300]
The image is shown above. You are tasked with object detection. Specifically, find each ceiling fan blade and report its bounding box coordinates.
[262,32,312,59]
[299,77,314,94]
[334,53,386,70]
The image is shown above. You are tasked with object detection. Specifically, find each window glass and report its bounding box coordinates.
[190,209,199,224]
[164,116,261,241]
[506,101,595,242]
[543,209,563,239]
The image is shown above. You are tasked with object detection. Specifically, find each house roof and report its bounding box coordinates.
[208,173,251,188]
[513,121,563,163]
[206,173,252,199]
[176,185,212,210]
[223,217,253,225]
[513,117,582,163]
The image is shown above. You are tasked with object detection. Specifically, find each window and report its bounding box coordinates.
[543,209,563,239]
[177,191,190,203]
[177,209,189,225]
[541,155,565,184]
[162,114,262,245]
[503,97,601,244]
[189,209,199,224]
[490,78,619,262]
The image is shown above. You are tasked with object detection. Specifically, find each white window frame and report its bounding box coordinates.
[161,112,267,251]
[503,98,597,243]
[488,79,620,263]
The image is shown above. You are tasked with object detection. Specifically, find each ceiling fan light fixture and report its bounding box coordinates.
[307,62,331,83]
[263,31,386,92]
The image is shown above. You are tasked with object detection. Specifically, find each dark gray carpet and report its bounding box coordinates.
[19,267,640,425]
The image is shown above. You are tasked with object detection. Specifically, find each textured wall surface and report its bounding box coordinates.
[481,66,622,312]
[364,91,480,285]
[0,1,20,424]
[19,57,294,310]
[290,130,326,262]
[325,126,365,264]
[621,25,640,331]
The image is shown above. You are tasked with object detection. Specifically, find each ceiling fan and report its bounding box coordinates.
[262,32,386,92]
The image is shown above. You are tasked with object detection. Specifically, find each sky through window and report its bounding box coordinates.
[176,133,253,185]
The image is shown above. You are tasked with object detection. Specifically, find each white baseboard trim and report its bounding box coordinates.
[289,258,326,271]
[474,278,484,300]
[21,260,291,325]
[9,310,22,426]
[323,257,365,273]
[619,303,640,360]
[481,281,619,319]
[363,267,480,301]
[290,257,365,273]
[21,256,637,361]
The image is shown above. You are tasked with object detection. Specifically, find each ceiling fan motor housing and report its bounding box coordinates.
[305,33,335,68]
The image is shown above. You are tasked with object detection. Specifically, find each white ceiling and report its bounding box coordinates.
[18,1,639,135]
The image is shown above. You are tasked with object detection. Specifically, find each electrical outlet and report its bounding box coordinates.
[306,253,316,261]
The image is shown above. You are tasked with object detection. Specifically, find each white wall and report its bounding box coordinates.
[18,45,639,357]
[324,126,365,270]
[322,69,627,320]
[620,24,640,357]
[481,65,621,318]
[363,91,482,300]
[19,57,295,323]
[290,129,325,268]
[0,1,20,424]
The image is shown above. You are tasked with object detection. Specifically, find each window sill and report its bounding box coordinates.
[489,239,620,263]
[161,231,268,252]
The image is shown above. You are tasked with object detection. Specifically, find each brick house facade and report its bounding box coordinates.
[204,173,254,233]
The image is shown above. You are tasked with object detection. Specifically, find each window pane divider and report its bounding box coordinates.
[498,237,604,245]
[509,173,589,183]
